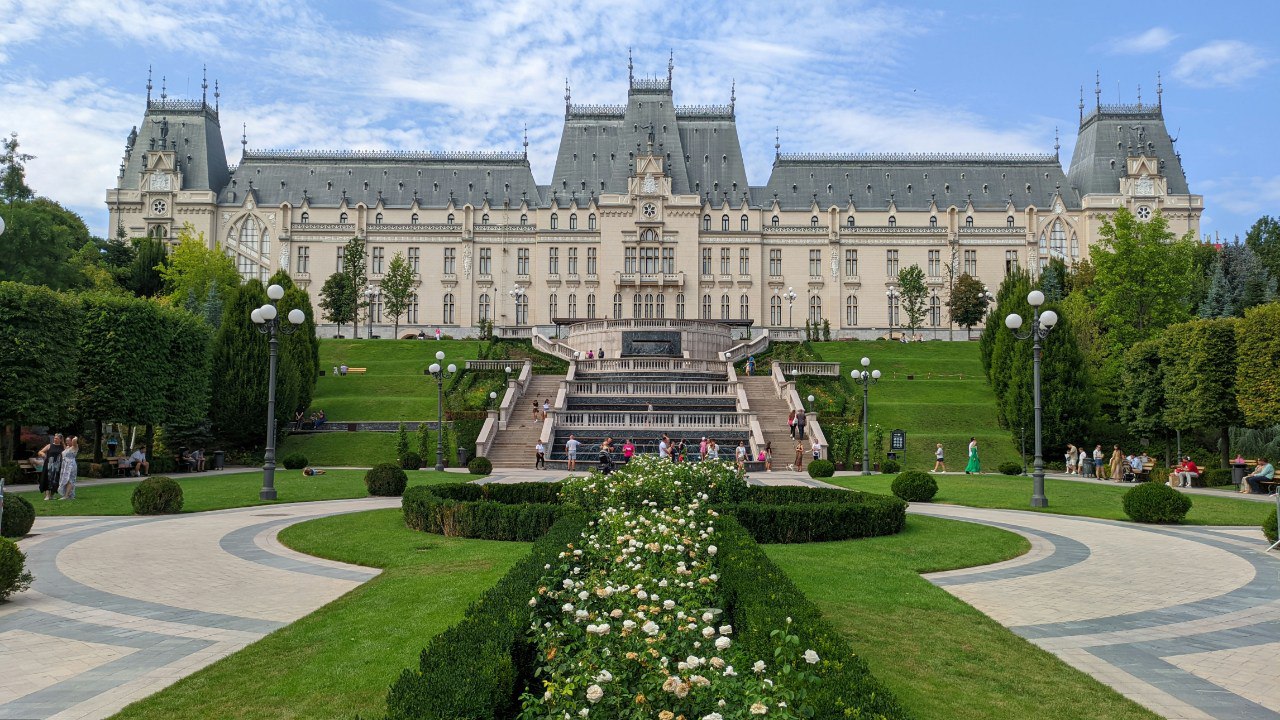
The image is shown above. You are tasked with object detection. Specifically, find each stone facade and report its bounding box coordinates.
[105,73,1201,339]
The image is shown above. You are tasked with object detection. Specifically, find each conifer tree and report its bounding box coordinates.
[210,280,271,448]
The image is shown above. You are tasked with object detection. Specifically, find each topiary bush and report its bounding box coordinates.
[880,459,901,474]
[281,453,308,470]
[365,463,408,497]
[1204,468,1233,487]
[131,476,184,515]
[999,461,1023,476]
[468,456,493,475]
[1122,481,1192,523]
[807,459,835,478]
[1264,508,1277,544]
[722,491,907,543]
[891,470,938,502]
[0,464,24,486]
[1,494,35,538]
[0,538,33,602]
[399,452,423,471]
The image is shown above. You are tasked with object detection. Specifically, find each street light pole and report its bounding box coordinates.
[886,286,899,336]
[426,350,457,471]
[1005,290,1058,508]
[364,285,377,339]
[850,357,881,475]
[251,284,306,500]
[509,286,525,328]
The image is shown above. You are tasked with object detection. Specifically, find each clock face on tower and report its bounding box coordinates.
[641,202,657,219]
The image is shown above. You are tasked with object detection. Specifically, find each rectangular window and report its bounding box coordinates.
[964,249,978,275]
[1005,250,1019,276]
[517,248,529,276]
[568,247,578,275]
[809,250,821,277]
[408,247,419,273]
[662,247,675,274]
[701,248,712,276]
[928,250,941,277]
[769,249,782,276]
[886,249,899,276]
[844,249,857,277]
[479,248,491,275]
[443,247,455,275]
[372,246,384,274]
[586,247,595,275]
[296,246,309,274]
[641,247,659,274]
[548,247,559,275]
[336,246,345,273]
[720,248,731,275]
[407,293,418,324]
[625,247,637,274]
[739,248,749,275]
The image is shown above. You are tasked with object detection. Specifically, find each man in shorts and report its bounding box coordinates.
[565,435,580,471]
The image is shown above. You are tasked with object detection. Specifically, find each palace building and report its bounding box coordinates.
[105,65,1201,338]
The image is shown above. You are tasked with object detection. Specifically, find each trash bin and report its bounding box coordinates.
[456,447,469,467]
[1081,458,1094,478]
[1232,462,1248,486]
[212,450,225,471]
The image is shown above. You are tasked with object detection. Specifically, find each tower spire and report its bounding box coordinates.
[628,47,633,85]
[1156,71,1163,108]
[214,79,220,112]
[522,124,529,158]
[1054,126,1060,159]
[667,49,673,85]
[201,65,208,107]
[1078,84,1084,123]
[564,78,571,115]
[730,78,736,114]
[146,65,153,104]
[774,126,780,160]
[160,75,167,100]
[1095,71,1101,110]
[241,123,247,153]
[1137,83,1142,108]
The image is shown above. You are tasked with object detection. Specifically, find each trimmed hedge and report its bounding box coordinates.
[1,493,35,538]
[807,459,835,478]
[399,452,422,471]
[1204,468,1233,487]
[716,515,910,719]
[720,486,906,544]
[402,483,566,541]
[891,470,938,502]
[1122,481,1192,523]
[281,453,308,470]
[384,513,587,720]
[0,537,33,602]
[1264,508,1277,544]
[468,456,492,475]
[881,459,901,474]
[131,476,184,515]
[365,463,408,497]
[999,461,1023,476]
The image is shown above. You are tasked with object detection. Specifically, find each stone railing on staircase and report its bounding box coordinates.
[574,357,725,374]
[776,361,841,377]
[723,330,770,364]
[476,358,533,458]
[533,332,579,361]
[770,364,828,459]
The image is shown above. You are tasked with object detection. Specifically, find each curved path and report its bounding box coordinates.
[915,504,1280,720]
[0,498,397,720]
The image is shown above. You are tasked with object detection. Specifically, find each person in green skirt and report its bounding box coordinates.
[965,436,981,474]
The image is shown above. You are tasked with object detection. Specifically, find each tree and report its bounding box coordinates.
[209,280,272,448]
[158,224,240,324]
[1199,243,1274,319]
[341,237,367,337]
[1245,215,1280,281]
[129,237,168,297]
[896,263,927,336]
[0,199,92,290]
[269,270,319,415]
[1235,303,1280,427]
[1119,338,1169,442]
[1161,318,1239,467]
[0,132,34,203]
[381,252,415,338]
[0,282,80,461]
[947,273,988,338]
[981,268,1032,379]
[1001,304,1095,454]
[319,272,356,338]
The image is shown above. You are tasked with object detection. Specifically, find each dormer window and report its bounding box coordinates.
[411,213,419,225]
[569,213,578,230]
[810,216,819,227]
[481,214,490,225]
[929,216,937,227]
[847,216,855,228]
[550,213,558,229]
[520,214,528,225]
[965,216,974,227]
[375,213,383,225]
[771,215,779,227]
[300,212,309,224]
[1007,215,1015,227]
[447,213,455,225]
[722,215,730,231]
[340,212,348,224]
[703,215,711,231]
[888,216,896,227]
[588,213,596,230]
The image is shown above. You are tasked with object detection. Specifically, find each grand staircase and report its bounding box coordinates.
[484,375,562,467]
[740,376,799,460]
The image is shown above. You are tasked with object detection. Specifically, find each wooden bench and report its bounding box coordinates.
[1240,459,1278,493]
[345,367,367,375]
[15,459,41,482]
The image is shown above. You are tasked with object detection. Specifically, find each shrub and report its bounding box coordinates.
[807,459,835,478]
[0,538,33,602]
[1,494,35,538]
[1122,481,1192,523]
[725,497,906,543]
[891,470,938,502]
[365,463,408,497]
[131,476,184,515]
[881,459,901,474]
[402,484,566,541]
[484,482,560,505]
[1264,508,1277,544]
[399,452,422,471]
[0,464,23,486]
[281,453,308,470]
[1204,468,1233,487]
[999,461,1023,475]
[150,455,178,474]
[468,456,493,475]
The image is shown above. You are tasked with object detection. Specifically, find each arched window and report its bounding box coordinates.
[481,214,490,225]
[612,292,622,319]
[644,293,654,319]
[965,216,974,227]
[340,212,349,224]
[722,215,730,231]
[740,215,749,231]
[720,294,730,320]
[549,293,558,320]
[847,215,855,228]
[810,215,819,227]
[845,295,858,326]
[375,212,384,225]
[588,213,596,230]
[587,293,596,318]
[1050,220,1066,256]
[410,213,419,225]
[567,294,577,319]
[703,214,711,231]
[1070,232,1079,257]
[929,295,941,326]
[520,213,528,225]
[1007,215,1015,228]
[515,294,528,325]
[1039,232,1047,252]
[633,293,642,319]
[550,213,558,229]
[569,213,578,230]
[299,212,309,224]
[888,216,896,227]
[739,294,750,320]
[442,293,455,324]
[771,215,779,227]
[770,296,782,326]
[929,216,937,227]
[478,293,490,321]
[656,293,665,318]
[447,213,455,225]
[676,293,685,319]
[701,294,712,319]
[240,217,259,253]
[808,295,822,323]
[640,228,658,243]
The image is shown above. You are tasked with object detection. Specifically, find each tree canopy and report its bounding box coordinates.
[1235,303,1280,427]
[380,251,415,338]
[319,272,356,337]
[947,273,988,332]
[158,224,241,324]
[896,263,928,335]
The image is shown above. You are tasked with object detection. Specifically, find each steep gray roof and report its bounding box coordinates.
[1067,104,1190,197]
[221,150,540,209]
[763,153,1073,211]
[119,100,230,192]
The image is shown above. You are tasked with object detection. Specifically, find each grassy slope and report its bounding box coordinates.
[312,339,482,420]
[766,516,1160,720]
[15,469,460,516]
[277,430,452,467]
[830,473,1273,526]
[808,340,1021,470]
[110,509,530,720]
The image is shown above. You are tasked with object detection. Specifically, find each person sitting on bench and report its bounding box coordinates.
[1243,458,1275,494]
[128,446,150,477]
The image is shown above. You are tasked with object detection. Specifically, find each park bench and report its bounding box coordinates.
[1241,459,1278,493]
[1136,459,1156,482]
[346,367,367,375]
[15,459,40,482]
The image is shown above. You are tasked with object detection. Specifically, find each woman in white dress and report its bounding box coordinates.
[59,436,79,500]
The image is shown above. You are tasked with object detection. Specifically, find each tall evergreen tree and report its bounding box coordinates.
[269,270,319,415]
[129,237,168,297]
[1001,305,1095,453]
[210,280,272,448]
[1198,257,1234,318]
[1245,215,1280,281]
[980,269,1031,380]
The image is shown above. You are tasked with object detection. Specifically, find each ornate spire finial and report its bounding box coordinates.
[146,65,153,104]
[1078,84,1084,123]
[160,75,167,100]
[730,78,736,113]
[201,65,208,106]
[1137,83,1142,108]
[1156,71,1163,107]
[241,123,247,152]
[564,78,571,114]
[214,79,220,112]
[628,47,633,84]
[1054,126,1060,158]
[667,49,673,85]
[1095,71,1101,109]
[774,126,780,159]
[522,124,529,157]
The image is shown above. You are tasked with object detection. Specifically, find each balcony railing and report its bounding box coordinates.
[575,357,726,374]
[555,410,751,430]
[777,361,841,377]
[569,381,735,397]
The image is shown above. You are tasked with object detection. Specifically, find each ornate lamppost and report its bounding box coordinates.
[250,284,306,500]
[775,287,797,329]
[1005,290,1059,507]
[885,285,899,333]
[509,286,526,327]
[851,357,881,475]
[426,350,457,471]
[363,285,378,339]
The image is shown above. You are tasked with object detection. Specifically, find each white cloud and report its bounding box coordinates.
[1172,40,1270,88]
[1197,174,1280,217]
[0,0,234,63]
[1108,27,1177,54]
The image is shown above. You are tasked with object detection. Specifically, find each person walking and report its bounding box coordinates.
[965,437,981,474]
[787,410,796,440]
[1065,444,1078,475]
[699,436,708,462]
[1109,445,1124,482]
[795,410,807,440]
[58,436,79,500]
[541,399,550,421]
[932,443,946,473]
[1093,444,1104,478]
[565,435,580,471]
[792,439,804,471]
[735,441,747,471]
[622,439,635,463]
[534,440,545,469]
[745,356,755,376]
[531,400,539,424]
[37,433,64,501]
[658,434,670,461]
[763,441,773,472]
[1078,446,1090,478]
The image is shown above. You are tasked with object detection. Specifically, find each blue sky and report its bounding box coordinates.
[0,0,1274,239]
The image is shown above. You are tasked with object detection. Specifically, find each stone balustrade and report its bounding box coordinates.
[554,410,752,430]
[568,380,734,397]
[777,361,841,377]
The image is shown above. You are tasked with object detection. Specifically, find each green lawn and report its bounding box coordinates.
[767,515,1160,720]
[15,469,460,516]
[110,509,530,720]
[809,340,1022,470]
[312,339,482,421]
[277,430,453,467]
[829,473,1274,526]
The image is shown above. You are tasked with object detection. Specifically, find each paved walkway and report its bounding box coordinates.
[0,498,397,720]
[915,503,1280,720]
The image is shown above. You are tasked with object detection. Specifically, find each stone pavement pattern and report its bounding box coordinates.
[915,504,1280,720]
[0,498,398,720]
